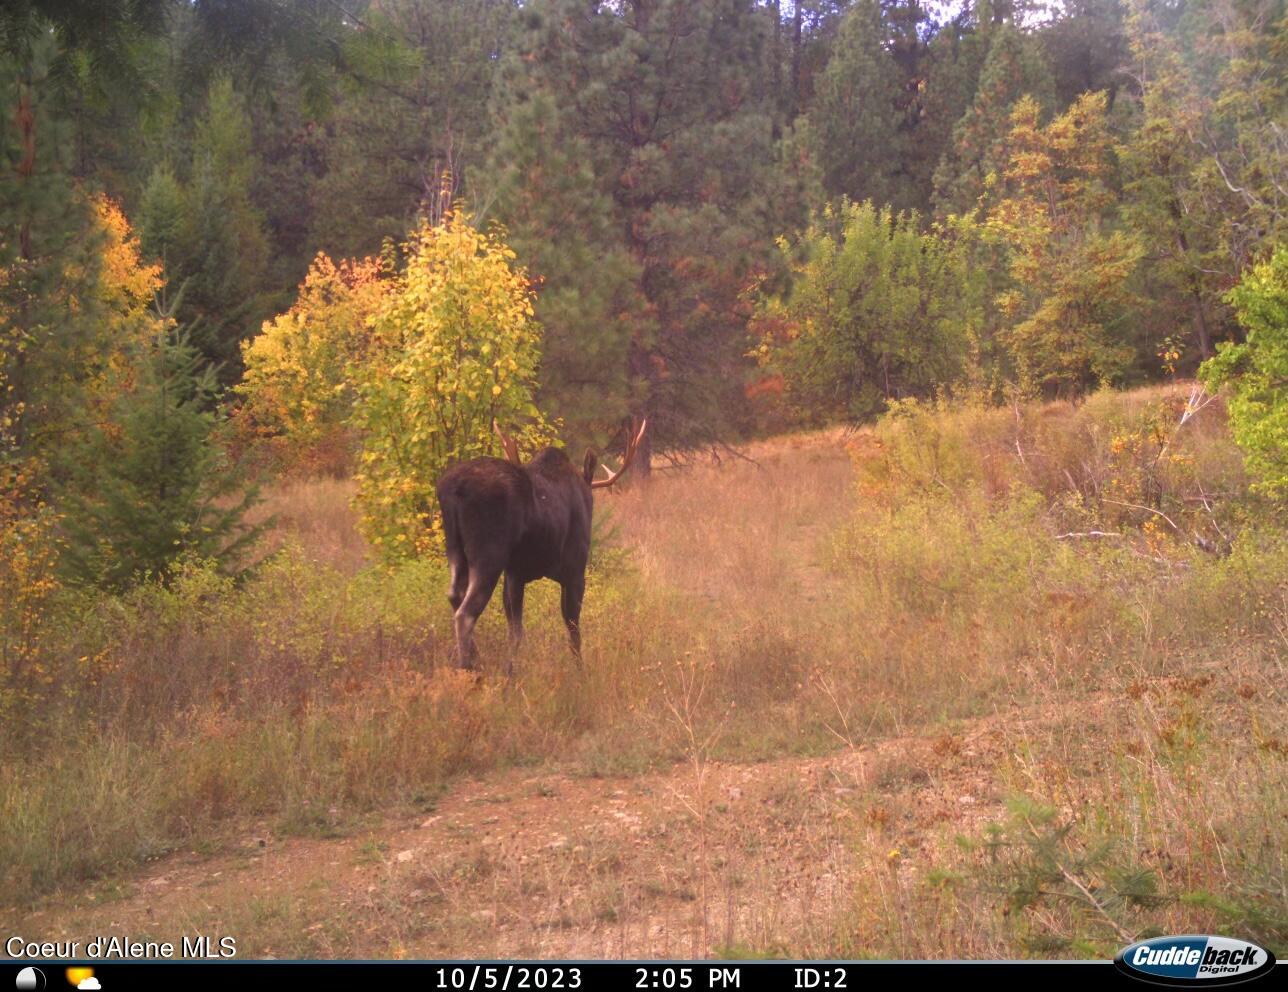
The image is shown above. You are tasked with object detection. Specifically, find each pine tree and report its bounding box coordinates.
[914,18,990,214]
[809,0,910,209]
[491,0,782,470]
[486,87,640,451]
[1040,0,1130,109]
[58,315,263,591]
[1118,0,1286,365]
[308,0,513,261]
[173,76,272,373]
[138,162,186,269]
[0,33,111,457]
[932,23,1054,217]
[1118,3,1225,364]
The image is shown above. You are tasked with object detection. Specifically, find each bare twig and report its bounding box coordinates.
[1013,399,1031,475]
[1102,498,1182,533]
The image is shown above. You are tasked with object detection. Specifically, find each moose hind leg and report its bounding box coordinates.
[446,555,468,614]
[560,575,585,661]
[502,573,526,675]
[454,566,501,671]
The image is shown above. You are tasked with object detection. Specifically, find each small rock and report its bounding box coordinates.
[396,849,415,863]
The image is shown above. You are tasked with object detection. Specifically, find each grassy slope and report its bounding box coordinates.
[1,384,1284,957]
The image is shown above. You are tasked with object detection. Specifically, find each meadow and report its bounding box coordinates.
[1,383,1284,958]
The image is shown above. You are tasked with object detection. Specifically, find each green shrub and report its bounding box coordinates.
[1200,248,1288,499]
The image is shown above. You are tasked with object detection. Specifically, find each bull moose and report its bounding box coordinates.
[435,419,647,672]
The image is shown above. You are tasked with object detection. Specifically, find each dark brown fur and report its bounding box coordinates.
[436,446,601,670]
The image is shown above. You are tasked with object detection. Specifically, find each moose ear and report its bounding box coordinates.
[583,449,599,485]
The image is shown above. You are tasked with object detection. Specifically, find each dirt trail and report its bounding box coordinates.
[6,695,1121,960]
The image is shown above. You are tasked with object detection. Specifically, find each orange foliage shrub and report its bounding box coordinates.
[238,253,389,473]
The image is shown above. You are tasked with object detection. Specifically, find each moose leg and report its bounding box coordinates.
[559,574,585,661]
[446,556,468,614]
[453,565,501,671]
[502,572,526,675]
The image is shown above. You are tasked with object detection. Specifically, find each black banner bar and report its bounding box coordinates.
[8,960,1282,992]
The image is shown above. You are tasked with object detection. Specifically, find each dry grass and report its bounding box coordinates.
[250,476,369,575]
[1,383,1284,958]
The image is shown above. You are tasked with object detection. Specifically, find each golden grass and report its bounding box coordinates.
[1,383,1284,958]
[249,476,369,574]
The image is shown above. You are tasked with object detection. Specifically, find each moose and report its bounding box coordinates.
[435,418,647,672]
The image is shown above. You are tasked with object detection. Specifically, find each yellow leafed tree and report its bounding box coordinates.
[238,253,388,467]
[352,211,554,558]
[988,93,1142,394]
[240,211,555,559]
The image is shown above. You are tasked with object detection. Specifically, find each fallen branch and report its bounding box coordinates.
[1056,530,1124,540]
[1102,498,1182,532]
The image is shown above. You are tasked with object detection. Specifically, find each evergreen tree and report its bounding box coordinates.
[932,23,1054,217]
[1118,3,1226,364]
[1148,0,1283,282]
[0,34,105,456]
[308,0,513,261]
[1040,0,1130,110]
[173,76,272,372]
[809,0,910,209]
[914,17,990,214]
[1115,0,1285,368]
[138,161,185,268]
[58,317,263,591]
[487,87,640,451]
[491,0,782,470]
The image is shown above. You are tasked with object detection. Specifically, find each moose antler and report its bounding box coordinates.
[591,418,647,489]
[493,421,521,465]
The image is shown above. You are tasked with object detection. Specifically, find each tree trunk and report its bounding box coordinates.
[790,0,803,120]
[17,83,35,259]
[633,422,653,481]
[1172,219,1213,360]
[628,341,654,480]
[1190,287,1213,360]
[771,0,783,137]
[11,80,36,453]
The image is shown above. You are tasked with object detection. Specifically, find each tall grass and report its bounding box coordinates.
[1,384,1283,957]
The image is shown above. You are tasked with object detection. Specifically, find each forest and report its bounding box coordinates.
[1,0,1286,961]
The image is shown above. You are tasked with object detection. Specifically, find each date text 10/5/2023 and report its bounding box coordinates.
[430,966,848,990]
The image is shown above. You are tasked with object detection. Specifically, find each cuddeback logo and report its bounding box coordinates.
[1115,935,1277,986]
